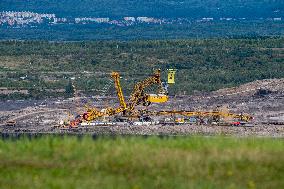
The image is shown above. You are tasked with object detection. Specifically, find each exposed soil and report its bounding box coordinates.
[1,78,284,137]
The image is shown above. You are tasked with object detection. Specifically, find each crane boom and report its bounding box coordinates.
[111,72,127,109]
[66,69,253,128]
[69,70,169,125]
[127,69,165,113]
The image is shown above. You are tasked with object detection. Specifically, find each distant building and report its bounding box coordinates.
[273,18,282,21]
[0,11,58,26]
[137,17,161,23]
[93,17,109,23]
[75,17,109,24]
[201,17,214,21]
[124,17,135,22]
[53,17,67,23]
[220,18,232,21]
[137,17,151,22]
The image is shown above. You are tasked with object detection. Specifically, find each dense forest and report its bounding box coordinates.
[1,0,283,18]
[1,20,284,41]
[0,37,283,99]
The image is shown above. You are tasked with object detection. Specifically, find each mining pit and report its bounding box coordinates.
[1,79,284,137]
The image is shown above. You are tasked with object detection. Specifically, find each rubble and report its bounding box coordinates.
[212,78,284,97]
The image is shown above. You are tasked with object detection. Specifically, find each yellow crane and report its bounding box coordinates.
[126,69,168,114]
[111,72,127,110]
[69,70,168,125]
[153,110,252,122]
[67,69,253,127]
[81,72,127,122]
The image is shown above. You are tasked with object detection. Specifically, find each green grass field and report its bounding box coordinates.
[0,136,283,189]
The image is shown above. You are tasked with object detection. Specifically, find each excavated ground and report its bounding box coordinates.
[0,79,284,137]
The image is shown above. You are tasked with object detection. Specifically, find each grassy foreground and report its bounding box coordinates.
[0,136,283,189]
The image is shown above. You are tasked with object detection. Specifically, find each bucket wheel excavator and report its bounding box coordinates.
[67,69,253,127]
[68,69,168,127]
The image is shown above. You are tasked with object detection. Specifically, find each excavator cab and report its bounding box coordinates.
[147,94,168,103]
[145,81,169,104]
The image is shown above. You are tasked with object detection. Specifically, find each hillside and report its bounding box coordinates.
[1,0,283,18]
[1,0,284,40]
[0,37,283,99]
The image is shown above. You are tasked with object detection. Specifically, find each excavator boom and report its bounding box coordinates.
[127,69,167,112]
[81,70,168,122]
[111,72,127,109]
[66,69,253,127]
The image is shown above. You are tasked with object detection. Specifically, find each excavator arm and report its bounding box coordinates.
[82,72,127,122]
[69,70,169,126]
[111,72,127,110]
[127,69,167,112]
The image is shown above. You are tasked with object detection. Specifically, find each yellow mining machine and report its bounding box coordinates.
[67,69,253,127]
[80,71,128,122]
[69,69,168,126]
[126,69,168,113]
[151,110,253,125]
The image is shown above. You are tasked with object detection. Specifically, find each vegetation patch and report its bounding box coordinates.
[0,38,283,99]
[0,136,283,189]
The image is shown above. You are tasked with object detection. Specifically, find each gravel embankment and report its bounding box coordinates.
[1,124,283,137]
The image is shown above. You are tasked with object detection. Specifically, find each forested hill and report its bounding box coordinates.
[1,0,283,18]
[0,38,283,99]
